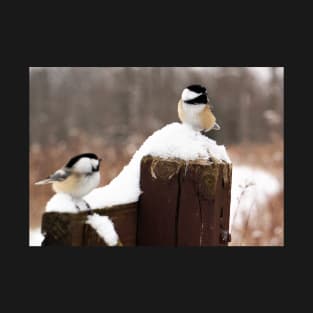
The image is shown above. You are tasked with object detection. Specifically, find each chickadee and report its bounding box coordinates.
[35,153,102,206]
[178,84,221,132]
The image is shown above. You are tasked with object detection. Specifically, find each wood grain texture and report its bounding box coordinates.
[137,156,232,246]
[41,202,137,246]
[137,156,182,246]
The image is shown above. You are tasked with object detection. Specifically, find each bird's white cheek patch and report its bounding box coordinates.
[181,88,201,101]
[90,159,99,169]
[73,157,92,173]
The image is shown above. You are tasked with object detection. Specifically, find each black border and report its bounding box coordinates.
[4,20,295,299]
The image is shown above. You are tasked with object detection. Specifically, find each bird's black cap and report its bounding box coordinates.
[184,84,209,104]
[65,153,99,168]
[187,84,207,94]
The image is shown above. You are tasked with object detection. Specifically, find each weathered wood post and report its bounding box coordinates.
[41,202,137,246]
[136,155,232,246]
[40,156,232,247]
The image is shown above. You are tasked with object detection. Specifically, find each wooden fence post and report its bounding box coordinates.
[136,156,232,246]
[41,202,137,246]
[40,156,232,247]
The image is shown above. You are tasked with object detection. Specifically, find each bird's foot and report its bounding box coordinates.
[84,200,93,215]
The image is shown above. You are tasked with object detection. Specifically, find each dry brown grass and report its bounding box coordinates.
[228,136,284,182]
[229,191,284,246]
[227,137,284,246]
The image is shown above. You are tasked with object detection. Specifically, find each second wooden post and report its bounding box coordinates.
[136,155,232,246]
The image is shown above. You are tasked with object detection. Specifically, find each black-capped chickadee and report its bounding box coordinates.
[35,153,102,202]
[178,84,221,132]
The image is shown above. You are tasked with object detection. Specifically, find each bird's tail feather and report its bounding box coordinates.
[202,122,221,133]
[34,178,54,185]
[212,122,221,130]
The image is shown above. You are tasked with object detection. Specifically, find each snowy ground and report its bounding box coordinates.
[229,165,281,232]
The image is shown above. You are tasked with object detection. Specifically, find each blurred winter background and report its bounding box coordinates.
[29,67,284,246]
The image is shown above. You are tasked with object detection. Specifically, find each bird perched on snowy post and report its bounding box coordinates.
[35,153,102,212]
[178,84,221,132]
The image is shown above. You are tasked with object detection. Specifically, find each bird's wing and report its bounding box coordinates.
[205,104,221,130]
[35,169,70,185]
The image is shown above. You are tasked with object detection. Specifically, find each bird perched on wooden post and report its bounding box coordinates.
[178,84,221,132]
[35,153,102,211]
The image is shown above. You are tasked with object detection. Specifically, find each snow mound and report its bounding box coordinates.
[46,193,91,213]
[29,228,44,246]
[85,122,230,209]
[86,213,119,246]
